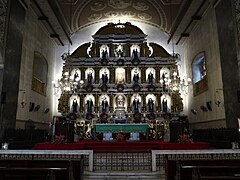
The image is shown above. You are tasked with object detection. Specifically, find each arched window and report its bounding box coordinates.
[192,52,207,95]
[32,51,48,95]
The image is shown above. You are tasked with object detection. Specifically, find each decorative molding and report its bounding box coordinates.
[133,2,149,11]
[108,0,132,9]
[90,1,106,11]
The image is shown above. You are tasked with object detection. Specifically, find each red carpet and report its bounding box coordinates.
[34,140,210,150]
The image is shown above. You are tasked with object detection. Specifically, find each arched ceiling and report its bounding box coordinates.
[31,0,212,46]
[57,0,182,34]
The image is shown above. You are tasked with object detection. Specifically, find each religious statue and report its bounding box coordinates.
[116,44,124,57]
[148,98,154,112]
[71,98,78,113]
[116,95,125,108]
[132,95,140,113]
[132,49,138,58]
[74,72,79,81]
[148,71,154,83]
[133,72,139,83]
[101,96,108,113]
[102,72,108,84]
[101,49,108,60]
[86,98,94,113]
[162,98,168,112]
[87,71,93,83]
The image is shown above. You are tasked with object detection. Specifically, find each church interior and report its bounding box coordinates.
[1,0,240,179]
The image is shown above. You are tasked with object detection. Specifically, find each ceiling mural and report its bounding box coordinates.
[57,0,182,34]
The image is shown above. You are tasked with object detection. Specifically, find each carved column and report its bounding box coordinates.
[126,42,130,57]
[142,92,146,112]
[110,93,114,113]
[58,93,70,114]
[156,66,160,83]
[110,66,115,84]
[156,92,161,112]
[80,94,85,113]
[80,66,86,81]
[95,42,100,57]
[95,66,99,84]
[127,93,131,112]
[94,93,99,113]
[126,66,131,84]
[141,67,147,83]
[109,43,115,57]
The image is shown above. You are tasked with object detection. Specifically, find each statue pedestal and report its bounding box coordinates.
[114,108,126,123]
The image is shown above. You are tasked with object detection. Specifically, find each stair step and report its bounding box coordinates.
[84,171,165,180]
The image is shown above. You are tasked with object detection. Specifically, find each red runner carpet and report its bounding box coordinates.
[34,140,210,150]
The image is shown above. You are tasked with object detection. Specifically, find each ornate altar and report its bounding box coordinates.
[57,22,184,140]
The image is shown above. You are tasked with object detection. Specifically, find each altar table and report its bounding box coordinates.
[94,123,148,140]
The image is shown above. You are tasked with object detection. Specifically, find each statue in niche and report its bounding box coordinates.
[71,98,78,113]
[148,71,154,83]
[116,95,125,109]
[74,72,79,81]
[116,70,125,84]
[133,70,139,83]
[87,71,93,83]
[132,95,140,113]
[148,98,155,112]
[132,49,138,58]
[101,96,109,113]
[86,98,94,113]
[102,71,108,84]
[162,98,168,113]
[115,44,124,57]
[101,49,108,60]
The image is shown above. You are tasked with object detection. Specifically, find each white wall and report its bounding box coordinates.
[16,7,57,129]
[183,5,226,129]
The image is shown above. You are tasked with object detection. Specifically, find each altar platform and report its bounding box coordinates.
[34,140,210,151]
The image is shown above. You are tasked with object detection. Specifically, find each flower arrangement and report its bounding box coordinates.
[177,133,193,144]
[52,135,67,144]
[115,132,125,142]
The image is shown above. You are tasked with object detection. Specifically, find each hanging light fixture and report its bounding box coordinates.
[53,0,84,95]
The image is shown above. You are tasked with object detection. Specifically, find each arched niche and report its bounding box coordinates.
[84,94,95,113]
[99,67,110,84]
[114,94,127,111]
[131,67,141,83]
[70,68,81,81]
[146,67,156,83]
[70,95,80,113]
[115,67,126,84]
[160,94,171,113]
[85,68,95,83]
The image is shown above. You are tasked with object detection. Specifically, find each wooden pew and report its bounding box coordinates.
[176,160,240,180]
[0,150,93,180]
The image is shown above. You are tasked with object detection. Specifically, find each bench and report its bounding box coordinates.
[0,150,94,180]
[0,160,75,180]
[177,161,240,180]
[0,166,69,180]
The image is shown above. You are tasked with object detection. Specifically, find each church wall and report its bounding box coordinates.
[16,6,56,129]
[183,4,226,129]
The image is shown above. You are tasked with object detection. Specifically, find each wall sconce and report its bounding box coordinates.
[191,109,197,115]
[206,101,212,111]
[19,90,26,108]
[215,89,223,107]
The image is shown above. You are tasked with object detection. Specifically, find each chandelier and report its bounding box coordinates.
[159,67,191,94]
[53,56,84,95]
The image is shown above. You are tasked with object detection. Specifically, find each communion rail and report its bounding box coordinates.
[0,150,93,180]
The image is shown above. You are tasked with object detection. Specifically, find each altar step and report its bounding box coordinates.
[84,171,164,180]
